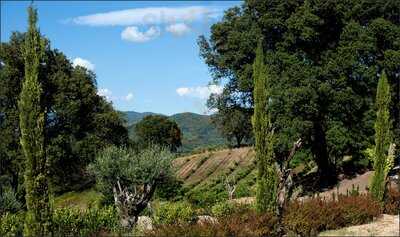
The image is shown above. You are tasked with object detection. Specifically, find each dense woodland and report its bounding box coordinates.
[1,0,399,236]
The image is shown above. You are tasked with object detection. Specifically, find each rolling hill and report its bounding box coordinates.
[122,111,227,152]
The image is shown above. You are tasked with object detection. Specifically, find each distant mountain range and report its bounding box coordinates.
[120,111,226,152]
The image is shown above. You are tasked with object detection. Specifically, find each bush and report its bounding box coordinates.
[52,206,120,236]
[0,188,23,215]
[154,177,184,201]
[145,210,279,237]
[0,212,24,236]
[211,201,236,218]
[384,187,400,215]
[210,201,253,218]
[283,194,381,236]
[155,201,195,224]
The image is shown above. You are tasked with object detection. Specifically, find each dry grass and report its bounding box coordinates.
[319,214,400,236]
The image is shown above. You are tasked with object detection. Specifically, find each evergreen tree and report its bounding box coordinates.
[18,6,51,235]
[253,41,277,213]
[370,71,392,201]
[199,0,400,184]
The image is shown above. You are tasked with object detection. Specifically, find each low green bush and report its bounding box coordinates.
[211,201,235,218]
[1,206,119,236]
[52,206,120,236]
[211,201,254,218]
[155,201,195,224]
[0,212,24,236]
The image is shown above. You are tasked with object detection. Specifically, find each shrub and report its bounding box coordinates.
[284,194,381,236]
[52,206,119,236]
[384,187,400,215]
[0,212,24,236]
[145,210,279,237]
[0,188,23,215]
[211,201,236,218]
[155,201,195,224]
[154,177,184,201]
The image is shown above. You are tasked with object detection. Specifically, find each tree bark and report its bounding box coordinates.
[276,138,302,236]
[113,181,156,230]
[311,121,336,185]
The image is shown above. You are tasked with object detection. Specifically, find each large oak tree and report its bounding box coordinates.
[199,0,400,183]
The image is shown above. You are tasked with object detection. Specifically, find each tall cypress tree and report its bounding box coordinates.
[253,41,277,213]
[19,6,52,235]
[370,71,392,201]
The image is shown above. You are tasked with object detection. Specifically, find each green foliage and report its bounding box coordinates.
[1,25,129,196]
[185,178,227,207]
[371,71,392,201]
[0,212,25,237]
[171,112,226,152]
[154,177,184,201]
[0,188,22,215]
[18,6,51,236]
[211,107,253,147]
[135,115,182,152]
[154,201,195,225]
[253,41,277,213]
[210,201,235,218]
[52,206,120,236]
[127,112,227,153]
[89,145,174,204]
[199,0,400,182]
[123,111,156,126]
[53,189,103,210]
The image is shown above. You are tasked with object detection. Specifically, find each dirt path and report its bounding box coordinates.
[314,171,372,199]
[319,214,400,236]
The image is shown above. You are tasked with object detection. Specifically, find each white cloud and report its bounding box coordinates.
[166,23,191,36]
[121,26,160,43]
[125,93,134,101]
[97,88,112,101]
[176,85,223,99]
[70,6,221,26]
[176,87,190,96]
[72,57,95,71]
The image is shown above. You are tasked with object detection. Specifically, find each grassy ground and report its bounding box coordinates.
[54,189,103,210]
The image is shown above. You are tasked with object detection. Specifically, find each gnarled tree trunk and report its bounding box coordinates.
[275,138,302,235]
[113,180,156,230]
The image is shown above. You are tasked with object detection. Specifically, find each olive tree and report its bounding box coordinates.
[89,145,174,229]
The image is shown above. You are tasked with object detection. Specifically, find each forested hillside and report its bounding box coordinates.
[125,111,226,152]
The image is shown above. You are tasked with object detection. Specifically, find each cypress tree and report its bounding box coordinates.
[370,71,392,201]
[19,6,52,235]
[253,41,277,212]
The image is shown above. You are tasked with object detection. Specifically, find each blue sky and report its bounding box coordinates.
[1,1,241,115]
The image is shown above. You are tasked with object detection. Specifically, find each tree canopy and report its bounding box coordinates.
[89,145,174,228]
[199,0,400,182]
[0,29,129,196]
[134,115,182,152]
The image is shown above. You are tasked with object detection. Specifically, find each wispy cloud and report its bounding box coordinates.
[121,26,160,43]
[176,85,223,99]
[166,23,191,36]
[72,57,95,71]
[125,92,134,101]
[70,6,221,26]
